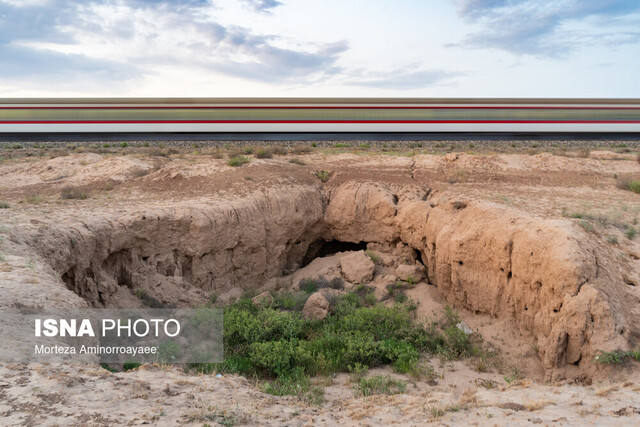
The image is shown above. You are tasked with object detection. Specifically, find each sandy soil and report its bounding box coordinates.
[1,146,639,425]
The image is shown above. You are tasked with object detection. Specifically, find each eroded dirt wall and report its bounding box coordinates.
[33,186,326,306]
[324,181,633,379]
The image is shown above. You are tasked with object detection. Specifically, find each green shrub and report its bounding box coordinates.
[249,340,314,376]
[393,291,408,303]
[0,201,9,209]
[123,362,141,371]
[255,148,273,159]
[196,291,477,399]
[299,277,325,293]
[272,291,310,311]
[315,170,331,183]
[443,325,473,358]
[629,181,640,194]
[228,155,250,167]
[120,142,129,148]
[595,349,640,364]
[606,235,619,245]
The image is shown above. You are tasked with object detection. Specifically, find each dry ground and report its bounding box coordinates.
[1,144,640,425]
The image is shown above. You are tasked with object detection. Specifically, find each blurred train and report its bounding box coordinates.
[1,98,639,133]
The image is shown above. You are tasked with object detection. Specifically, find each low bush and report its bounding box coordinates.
[228,155,251,167]
[316,170,331,183]
[615,175,640,194]
[24,194,42,204]
[61,186,89,200]
[299,277,329,293]
[255,148,273,159]
[0,201,9,209]
[272,146,288,155]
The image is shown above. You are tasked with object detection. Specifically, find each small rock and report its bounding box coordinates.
[456,322,474,335]
[302,292,331,320]
[339,251,375,284]
[395,263,426,283]
[251,291,273,308]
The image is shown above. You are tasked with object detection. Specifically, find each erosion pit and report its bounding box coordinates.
[2,147,640,424]
[1,178,631,382]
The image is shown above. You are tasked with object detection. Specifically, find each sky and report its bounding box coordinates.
[0,0,639,97]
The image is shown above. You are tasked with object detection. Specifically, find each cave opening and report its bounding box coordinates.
[301,239,368,267]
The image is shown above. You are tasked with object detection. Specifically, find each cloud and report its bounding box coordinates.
[453,0,640,56]
[0,1,128,82]
[242,0,282,14]
[0,0,345,87]
[347,67,459,90]
[0,44,136,80]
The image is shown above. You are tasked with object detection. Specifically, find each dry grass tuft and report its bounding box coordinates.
[595,384,618,397]
[615,175,640,194]
[61,186,90,200]
[524,400,552,411]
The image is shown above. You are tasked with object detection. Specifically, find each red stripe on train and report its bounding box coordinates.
[2,120,640,124]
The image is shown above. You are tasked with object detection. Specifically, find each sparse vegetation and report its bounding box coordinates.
[594,349,640,364]
[615,175,640,194]
[61,186,89,200]
[255,148,273,159]
[289,158,305,165]
[191,292,478,401]
[354,375,406,397]
[606,235,619,245]
[272,146,288,155]
[578,220,595,233]
[365,250,380,264]
[316,170,331,183]
[24,194,42,204]
[0,201,9,209]
[577,148,591,158]
[228,155,251,167]
[131,168,150,178]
